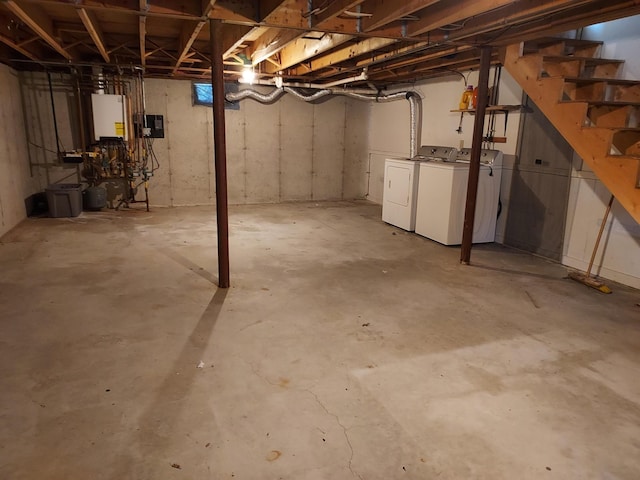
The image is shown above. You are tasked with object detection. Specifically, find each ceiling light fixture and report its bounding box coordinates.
[241,65,255,84]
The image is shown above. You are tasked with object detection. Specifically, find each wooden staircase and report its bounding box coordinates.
[503,37,640,224]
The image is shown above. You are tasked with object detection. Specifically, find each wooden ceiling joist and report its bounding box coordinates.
[265,32,355,73]
[172,1,218,74]
[406,0,517,37]
[310,0,365,28]
[0,32,39,61]
[251,28,302,65]
[4,0,72,60]
[289,36,397,75]
[77,7,109,62]
[360,0,440,32]
[0,0,637,85]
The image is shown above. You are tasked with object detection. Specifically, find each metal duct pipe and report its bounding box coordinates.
[226,87,422,158]
[340,90,422,159]
[283,87,332,102]
[225,87,285,103]
[406,92,421,159]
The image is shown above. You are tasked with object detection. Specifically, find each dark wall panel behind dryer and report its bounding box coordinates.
[504,96,573,261]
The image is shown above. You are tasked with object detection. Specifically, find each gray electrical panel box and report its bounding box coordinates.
[145,115,164,138]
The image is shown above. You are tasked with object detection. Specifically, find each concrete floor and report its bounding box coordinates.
[1,200,639,479]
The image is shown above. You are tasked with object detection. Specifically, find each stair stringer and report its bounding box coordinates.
[504,43,640,224]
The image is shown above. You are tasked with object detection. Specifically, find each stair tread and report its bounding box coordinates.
[606,154,640,160]
[526,37,603,46]
[542,55,624,64]
[583,126,640,132]
[563,77,640,85]
[560,100,640,107]
[524,38,603,51]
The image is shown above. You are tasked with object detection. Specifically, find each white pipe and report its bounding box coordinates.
[238,77,377,95]
[320,71,368,88]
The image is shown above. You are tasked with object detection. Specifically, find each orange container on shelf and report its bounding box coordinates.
[459,85,474,110]
[472,86,479,109]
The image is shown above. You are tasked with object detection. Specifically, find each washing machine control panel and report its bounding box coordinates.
[456,148,503,166]
[413,146,458,162]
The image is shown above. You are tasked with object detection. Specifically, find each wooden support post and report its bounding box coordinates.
[460,46,492,265]
[210,19,230,288]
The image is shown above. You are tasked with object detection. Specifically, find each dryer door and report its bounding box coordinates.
[385,163,413,207]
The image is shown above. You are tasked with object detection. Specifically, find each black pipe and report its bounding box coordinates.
[460,46,492,265]
[47,72,63,162]
[73,69,87,161]
[210,19,230,289]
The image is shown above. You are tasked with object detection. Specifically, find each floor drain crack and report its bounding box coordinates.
[306,389,362,480]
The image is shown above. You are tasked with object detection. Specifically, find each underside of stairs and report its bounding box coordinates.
[503,37,640,224]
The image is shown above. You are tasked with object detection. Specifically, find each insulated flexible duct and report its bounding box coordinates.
[226,87,422,158]
[283,87,332,102]
[225,87,286,103]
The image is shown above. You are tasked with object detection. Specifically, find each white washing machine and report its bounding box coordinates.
[415,149,503,245]
[382,157,420,231]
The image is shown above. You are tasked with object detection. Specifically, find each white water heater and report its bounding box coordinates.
[91,93,128,140]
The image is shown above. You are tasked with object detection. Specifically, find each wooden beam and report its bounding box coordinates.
[139,0,147,66]
[407,0,515,36]
[173,1,218,74]
[311,0,365,27]
[491,1,640,47]
[360,0,440,32]
[257,0,290,21]
[366,45,476,77]
[174,20,207,73]
[435,0,592,41]
[288,36,397,75]
[251,28,302,65]
[265,32,354,73]
[77,7,109,62]
[4,0,72,60]
[220,23,254,58]
[0,32,40,61]
[198,0,218,17]
[211,0,257,23]
[223,25,268,58]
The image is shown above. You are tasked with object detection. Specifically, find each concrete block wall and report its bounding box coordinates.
[0,64,35,238]
[20,72,83,190]
[144,79,369,206]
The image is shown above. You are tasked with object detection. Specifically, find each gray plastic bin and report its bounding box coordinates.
[46,184,83,218]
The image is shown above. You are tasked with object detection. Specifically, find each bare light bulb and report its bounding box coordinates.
[241,66,255,84]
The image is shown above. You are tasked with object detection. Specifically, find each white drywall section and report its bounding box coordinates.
[582,15,640,80]
[0,64,34,238]
[564,157,640,289]
[143,79,369,206]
